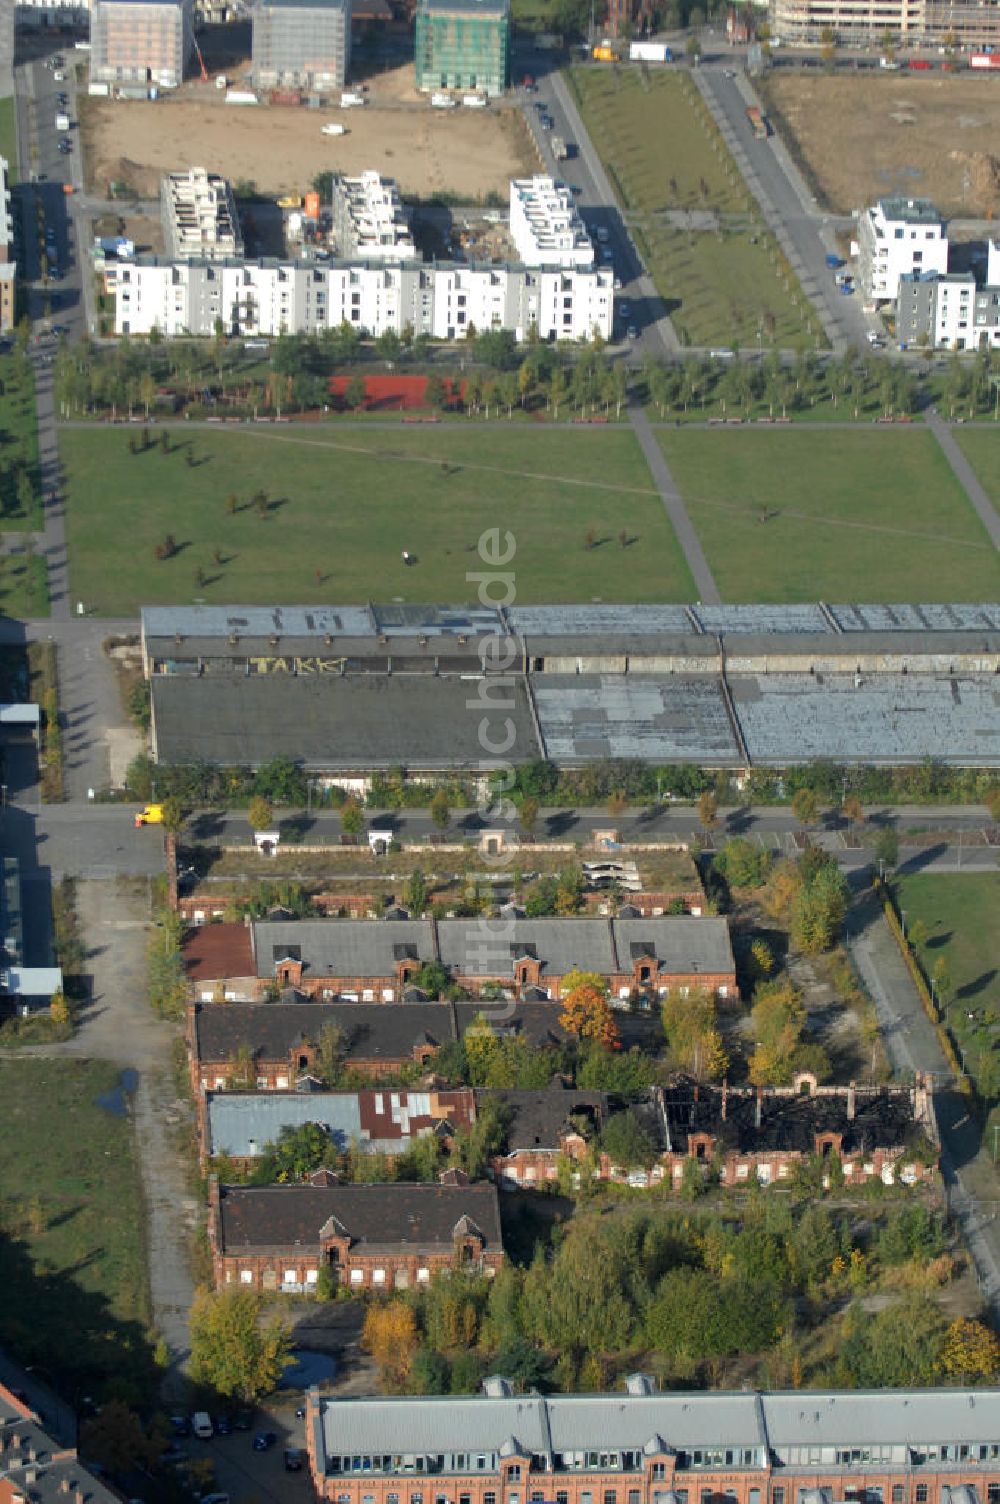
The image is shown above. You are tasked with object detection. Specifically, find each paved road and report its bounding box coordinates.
[697,66,874,354]
[628,403,721,602]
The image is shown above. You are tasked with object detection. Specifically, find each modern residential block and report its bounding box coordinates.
[855,197,948,305]
[509,176,594,269]
[251,0,351,91]
[771,0,1000,46]
[161,167,242,261]
[330,171,416,261]
[90,0,193,86]
[0,156,15,334]
[414,0,509,96]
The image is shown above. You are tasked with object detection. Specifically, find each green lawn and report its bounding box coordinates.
[0,551,48,616]
[569,67,823,351]
[657,427,1000,602]
[0,353,42,529]
[0,1058,155,1402]
[893,873,1000,1098]
[952,428,1000,520]
[0,96,18,186]
[61,423,696,612]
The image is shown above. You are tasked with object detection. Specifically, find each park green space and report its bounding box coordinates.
[0,97,18,186]
[0,551,48,616]
[0,1058,155,1401]
[892,873,1000,1098]
[0,353,42,529]
[568,67,823,351]
[658,427,1000,602]
[951,428,1000,520]
[60,423,696,613]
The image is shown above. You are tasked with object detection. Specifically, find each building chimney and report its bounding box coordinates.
[75,1487,85,1504]
[754,1086,762,1130]
[847,1082,856,1122]
[59,1478,71,1493]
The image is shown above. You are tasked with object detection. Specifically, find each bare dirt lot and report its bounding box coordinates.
[80,63,538,201]
[761,73,1000,215]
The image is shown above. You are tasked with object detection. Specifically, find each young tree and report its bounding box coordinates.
[939,1318,1000,1383]
[748,976,806,1085]
[159,794,185,835]
[189,1287,292,1401]
[362,1300,419,1391]
[559,970,620,1051]
[403,868,428,916]
[661,986,728,1079]
[791,787,819,827]
[842,794,865,833]
[340,795,365,838]
[600,1109,658,1169]
[312,1022,346,1086]
[430,788,451,832]
[875,826,899,872]
[698,790,718,832]
[344,374,367,412]
[518,796,540,837]
[248,794,273,833]
[257,1121,334,1182]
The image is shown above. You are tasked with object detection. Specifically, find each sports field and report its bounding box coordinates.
[569,67,823,351]
[60,423,696,613]
[657,427,1000,602]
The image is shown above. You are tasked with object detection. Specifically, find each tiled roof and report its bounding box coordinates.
[217,1181,502,1254]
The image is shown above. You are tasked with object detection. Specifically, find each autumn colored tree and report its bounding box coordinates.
[791,787,819,827]
[560,969,620,1051]
[985,785,1000,823]
[748,976,806,1085]
[697,790,718,831]
[940,1318,1000,1382]
[518,796,540,837]
[340,795,365,838]
[189,1286,292,1400]
[362,1300,419,1390]
[842,794,864,832]
[660,986,728,1080]
[247,795,273,833]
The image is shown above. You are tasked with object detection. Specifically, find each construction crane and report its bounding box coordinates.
[184,12,209,81]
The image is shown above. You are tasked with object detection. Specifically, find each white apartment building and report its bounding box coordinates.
[509,175,594,270]
[110,256,613,341]
[330,172,417,262]
[898,268,1000,350]
[161,168,243,261]
[855,196,948,304]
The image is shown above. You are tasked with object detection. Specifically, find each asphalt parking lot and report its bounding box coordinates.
[179,1401,315,1504]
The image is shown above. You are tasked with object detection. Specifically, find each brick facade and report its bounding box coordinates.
[208,1174,504,1294]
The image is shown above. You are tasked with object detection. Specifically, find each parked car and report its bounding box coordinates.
[284,1450,304,1473]
[252,1432,277,1452]
[214,1415,233,1436]
[626,324,638,341]
[233,1410,253,1431]
[190,1412,213,1440]
[168,1415,190,1437]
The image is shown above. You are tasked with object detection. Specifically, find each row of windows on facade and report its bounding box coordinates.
[331,1484,1000,1504]
[327,1450,1000,1479]
[228,1265,436,1287]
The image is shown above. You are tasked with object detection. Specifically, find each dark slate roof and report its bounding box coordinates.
[454,1002,573,1050]
[478,1088,607,1151]
[193,1000,458,1064]
[254,919,435,979]
[217,1181,503,1254]
[151,674,542,770]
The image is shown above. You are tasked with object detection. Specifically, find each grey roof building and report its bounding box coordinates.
[203,1086,476,1159]
[255,918,436,980]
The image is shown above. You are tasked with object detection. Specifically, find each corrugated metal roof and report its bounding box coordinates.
[142,605,374,639]
[533,674,740,764]
[732,673,1000,766]
[509,606,696,637]
[830,604,1000,633]
[691,605,831,634]
[762,1389,994,1445]
[206,1092,363,1157]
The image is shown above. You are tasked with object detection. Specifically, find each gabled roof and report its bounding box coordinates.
[254,919,435,979]
[217,1181,503,1255]
[477,1088,607,1153]
[193,1000,458,1064]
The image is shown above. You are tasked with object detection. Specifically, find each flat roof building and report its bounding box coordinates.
[856,196,948,305]
[161,168,242,262]
[414,0,510,96]
[509,176,594,269]
[251,0,351,91]
[305,1383,1000,1504]
[90,0,194,87]
[330,171,416,261]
